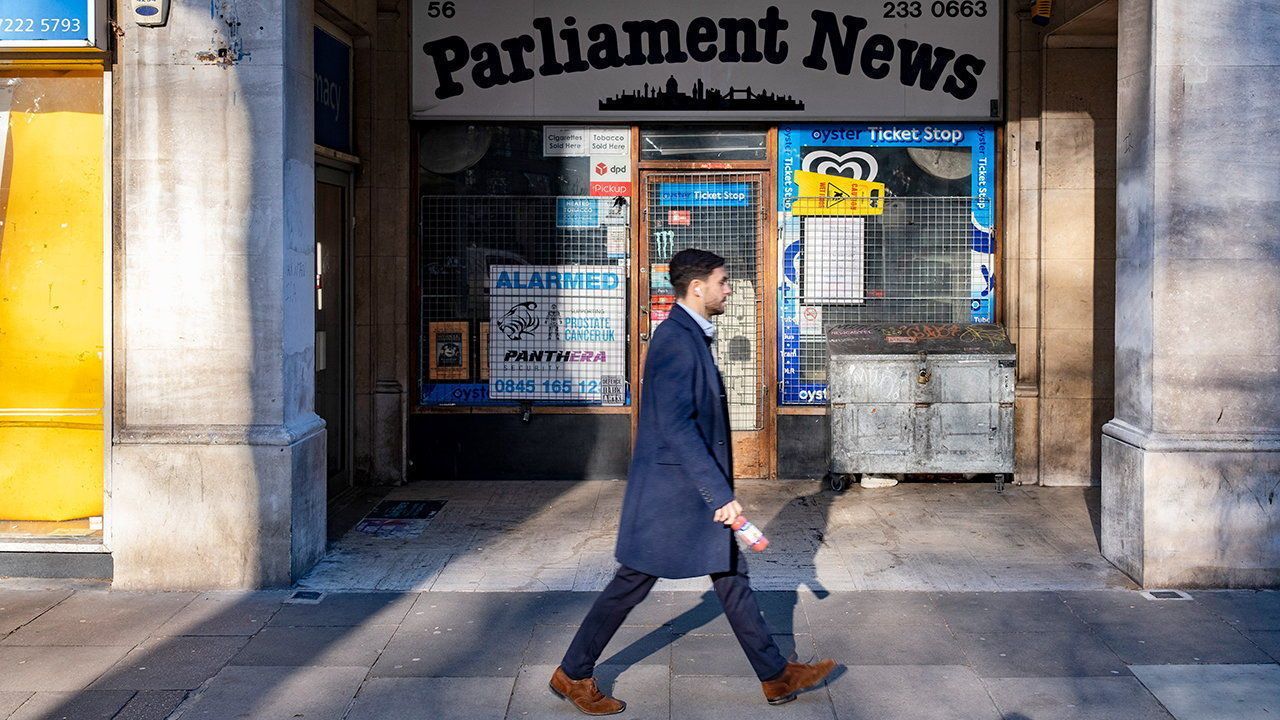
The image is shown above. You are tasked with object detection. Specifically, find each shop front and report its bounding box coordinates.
[0,0,112,561]
[409,1,1002,480]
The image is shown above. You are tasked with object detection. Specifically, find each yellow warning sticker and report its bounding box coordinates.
[792,170,886,216]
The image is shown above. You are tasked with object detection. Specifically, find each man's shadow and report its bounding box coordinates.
[595,487,839,687]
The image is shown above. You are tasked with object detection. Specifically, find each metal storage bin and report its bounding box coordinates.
[826,324,1015,492]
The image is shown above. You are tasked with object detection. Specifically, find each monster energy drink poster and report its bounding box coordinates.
[488,265,627,401]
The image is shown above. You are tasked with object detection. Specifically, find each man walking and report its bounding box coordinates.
[550,249,837,715]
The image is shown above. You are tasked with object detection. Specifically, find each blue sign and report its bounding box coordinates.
[314,27,351,153]
[421,382,629,407]
[0,0,95,46]
[556,197,599,227]
[657,182,750,207]
[777,123,998,405]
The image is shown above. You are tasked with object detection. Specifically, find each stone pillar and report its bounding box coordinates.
[112,0,325,589]
[1104,0,1280,587]
[366,0,410,485]
[1004,1,1045,486]
[1038,38,1117,487]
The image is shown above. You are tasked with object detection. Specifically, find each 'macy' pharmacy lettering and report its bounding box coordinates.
[423,8,987,102]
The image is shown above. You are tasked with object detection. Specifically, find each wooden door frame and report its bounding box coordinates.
[630,128,779,479]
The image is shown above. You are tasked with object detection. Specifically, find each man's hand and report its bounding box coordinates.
[713,500,742,526]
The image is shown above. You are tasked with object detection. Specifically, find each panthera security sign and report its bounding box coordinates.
[489,265,627,401]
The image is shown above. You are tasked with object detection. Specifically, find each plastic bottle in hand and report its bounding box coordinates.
[731,516,769,552]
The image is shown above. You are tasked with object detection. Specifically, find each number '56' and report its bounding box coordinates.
[426,1,455,18]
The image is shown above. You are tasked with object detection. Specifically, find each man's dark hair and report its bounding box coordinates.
[669,248,725,297]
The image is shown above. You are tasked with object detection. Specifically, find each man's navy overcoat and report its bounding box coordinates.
[615,303,736,578]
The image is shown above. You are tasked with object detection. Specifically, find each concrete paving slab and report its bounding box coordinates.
[230,624,395,667]
[5,689,134,720]
[986,677,1174,720]
[672,633,811,676]
[400,592,548,631]
[371,623,533,677]
[113,690,189,720]
[900,552,1005,592]
[1192,591,1280,631]
[801,591,941,629]
[571,552,622,591]
[1130,664,1280,720]
[508,664,670,720]
[840,550,936,591]
[0,592,194,647]
[0,646,131,691]
[525,623,678,669]
[299,481,1115,593]
[346,677,515,720]
[519,592,599,626]
[814,618,967,666]
[0,691,33,717]
[615,592,717,627]
[1060,590,1223,627]
[825,665,1001,720]
[954,631,1130,678]
[0,591,72,637]
[152,591,286,636]
[932,592,1089,634]
[303,549,452,592]
[1089,616,1274,665]
[979,559,1138,591]
[671,675,836,720]
[650,591,808,636]
[93,635,248,689]
[267,592,415,627]
[173,665,365,720]
[1242,630,1280,662]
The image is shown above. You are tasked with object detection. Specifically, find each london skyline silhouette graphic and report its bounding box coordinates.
[599,75,804,111]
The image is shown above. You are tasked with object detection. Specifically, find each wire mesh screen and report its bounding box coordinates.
[419,195,630,405]
[780,195,990,397]
[645,173,765,432]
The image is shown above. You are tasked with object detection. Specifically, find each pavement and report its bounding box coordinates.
[2,481,1277,719]
[300,480,1136,592]
[0,585,1278,719]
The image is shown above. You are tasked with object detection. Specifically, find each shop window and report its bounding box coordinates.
[418,123,632,407]
[0,70,106,536]
[640,126,766,162]
[776,123,998,405]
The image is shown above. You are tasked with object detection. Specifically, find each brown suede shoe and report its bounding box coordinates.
[549,666,626,716]
[760,659,838,705]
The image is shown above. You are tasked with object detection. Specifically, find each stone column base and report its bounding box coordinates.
[1102,420,1280,588]
[110,420,326,590]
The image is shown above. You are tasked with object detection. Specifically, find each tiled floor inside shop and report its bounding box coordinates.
[301,479,1137,592]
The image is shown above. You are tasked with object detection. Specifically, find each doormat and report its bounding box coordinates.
[368,500,446,519]
[354,500,446,539]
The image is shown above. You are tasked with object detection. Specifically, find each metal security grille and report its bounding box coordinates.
[645,173,765,431]
[781,195,990,394]
[418,195,631,404]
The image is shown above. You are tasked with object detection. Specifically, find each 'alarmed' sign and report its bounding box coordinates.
[412,1,1001,121]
